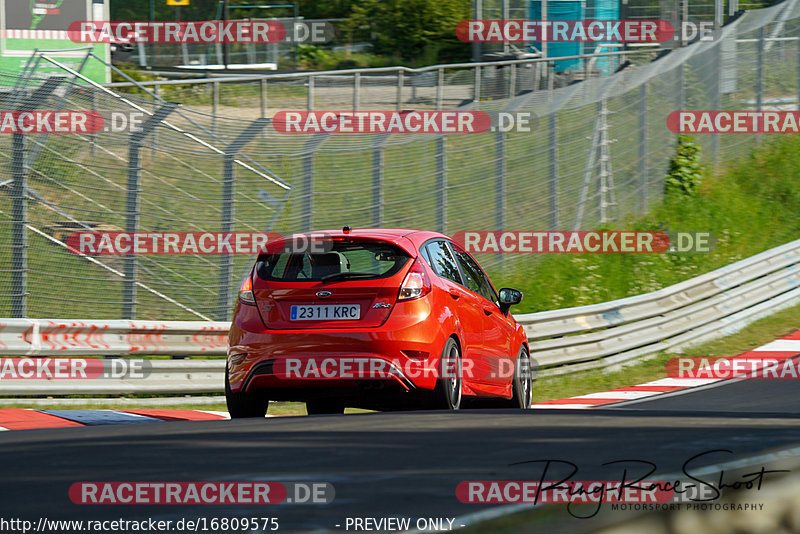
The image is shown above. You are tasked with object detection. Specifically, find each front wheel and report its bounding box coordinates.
[509,346,533,409]
[225,366,269,418]
[433,337,462,410]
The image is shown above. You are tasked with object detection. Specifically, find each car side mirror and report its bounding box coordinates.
[498,287,523,315]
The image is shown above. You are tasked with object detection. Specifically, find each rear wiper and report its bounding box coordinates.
[320,272,373,283]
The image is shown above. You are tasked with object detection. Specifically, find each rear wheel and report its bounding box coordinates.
[306,399,345,415]
[433,337,462,410]
[509,346,533,409]
[225,367,269,418]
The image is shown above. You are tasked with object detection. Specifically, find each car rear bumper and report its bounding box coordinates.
[227,298,450,397]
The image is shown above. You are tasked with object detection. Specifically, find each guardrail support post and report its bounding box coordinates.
[123,103,179,320]
[436,136,447,233]
[638,83,648,213]
[217,118,268,321]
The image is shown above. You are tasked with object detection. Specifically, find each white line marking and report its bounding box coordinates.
[640,377,721,387]
[752,340,800,351]
[574,390,663,400]
[530,404,596,409]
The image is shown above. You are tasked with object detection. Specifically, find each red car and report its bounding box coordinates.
[226,227,531,416]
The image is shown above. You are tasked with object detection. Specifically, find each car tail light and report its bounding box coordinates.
[398,258,431,301]
[238,276,255,305]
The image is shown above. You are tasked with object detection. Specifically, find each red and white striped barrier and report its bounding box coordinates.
[0,319,229,356]
[532,330,800,408]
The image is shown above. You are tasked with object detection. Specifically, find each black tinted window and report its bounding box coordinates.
[423,241,462,284]
[452,246,496,303]
[256,240,410,282]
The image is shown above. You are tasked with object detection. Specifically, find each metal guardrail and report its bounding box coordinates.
[1,238,799,395]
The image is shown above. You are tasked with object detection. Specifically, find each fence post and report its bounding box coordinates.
[152,85,159,160]
[11,133,26,318]
[123,103,179,320]
[217,118,268,321]
[212,81,219,137]
[436,136,447,233]
[712,41,722,171]
[756,27,764,147]
[549,113,559,230]
[474,66,481,106]
[90,90,97,157]
[353,72,360,111]
[495,130,506,243]
[260,78,268,117]
[300,134,329,232]
[437,68,444,110]
[396,71,404,111]
[372,142,384,227]
[638,83,648,213]
[9,77,67,318]
[307,75,315,111]
[509,64,516,98]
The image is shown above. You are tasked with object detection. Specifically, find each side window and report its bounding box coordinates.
[451,245,497,303]
[423,241,462,284]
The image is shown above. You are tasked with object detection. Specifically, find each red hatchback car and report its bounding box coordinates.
[226,228,531,417]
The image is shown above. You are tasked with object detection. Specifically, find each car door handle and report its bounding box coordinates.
[449,292,460,300]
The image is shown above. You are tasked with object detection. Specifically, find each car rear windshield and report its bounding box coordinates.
[255,239,411,282]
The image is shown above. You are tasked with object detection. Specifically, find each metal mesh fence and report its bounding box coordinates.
[1,0,798,321]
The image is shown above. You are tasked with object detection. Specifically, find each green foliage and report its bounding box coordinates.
[341,0,471,65]
[503,135,800,314]
[296,44,396,70]
[665,135,704,197]
[111,63,185,99]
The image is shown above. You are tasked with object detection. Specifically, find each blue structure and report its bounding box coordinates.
[586,0,620,75]
[528,0,620,75]
[529,0,585,71]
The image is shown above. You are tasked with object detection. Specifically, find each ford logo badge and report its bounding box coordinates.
[316,291,332,297]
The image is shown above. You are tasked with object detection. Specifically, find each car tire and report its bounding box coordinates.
[306,399,345,415]
[225,366,269,418]
[433,337,462,410]
[509,346,533,409]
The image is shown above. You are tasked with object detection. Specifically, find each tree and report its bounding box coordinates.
[342,0,471,64]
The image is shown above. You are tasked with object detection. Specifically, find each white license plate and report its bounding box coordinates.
[290,304,361,321]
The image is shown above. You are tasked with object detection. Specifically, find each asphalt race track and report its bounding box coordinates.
[1,378,800,533]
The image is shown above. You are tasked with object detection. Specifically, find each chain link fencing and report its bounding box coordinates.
[0,0,798,321]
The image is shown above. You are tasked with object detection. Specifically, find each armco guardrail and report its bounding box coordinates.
[0,238,799,395]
